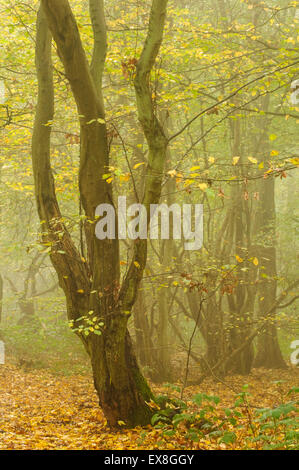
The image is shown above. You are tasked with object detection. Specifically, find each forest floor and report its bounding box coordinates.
[0,363,298,450]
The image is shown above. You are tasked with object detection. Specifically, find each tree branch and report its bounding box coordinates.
[32,5,90,322]
[89,0,107,102]
[119,0,169,313]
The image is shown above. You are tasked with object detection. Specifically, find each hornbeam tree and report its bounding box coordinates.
[32,0,168,427]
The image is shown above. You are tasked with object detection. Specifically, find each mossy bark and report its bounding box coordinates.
[90,330,153,427]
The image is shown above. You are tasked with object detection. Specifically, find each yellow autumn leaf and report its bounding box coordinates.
[119,173,130,183]
[133,162,145,170]
[235,255,243,263]
[190,165,200,171]
[252,257,259,266]
[248,157,257,164]
[232,156,240,165]
[289,157,299,166]
[176,173,183,183]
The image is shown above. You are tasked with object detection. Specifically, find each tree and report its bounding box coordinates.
[32,0,169,428]
[253,96,287,369]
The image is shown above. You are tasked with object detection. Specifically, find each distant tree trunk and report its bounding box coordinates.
[201,297,225,375]
[156,238,173,381]
[224,110,255,375]
[254,249,287,369]
[155,110,176,381]
[156,185,174,381]
[133,288,153,368]
[252,102,286,368]
[0,158,3,327]
[0,274,3,324]
[254,243,287,369]
[32,0,169,427]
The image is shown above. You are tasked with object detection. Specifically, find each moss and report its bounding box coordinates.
[127,366,155,427]
[132,365,154,402]
[130,403,153,427]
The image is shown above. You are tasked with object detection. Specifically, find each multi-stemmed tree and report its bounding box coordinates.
[32,0,168,427]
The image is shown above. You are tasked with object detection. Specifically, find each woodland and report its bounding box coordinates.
[0,0,298,451]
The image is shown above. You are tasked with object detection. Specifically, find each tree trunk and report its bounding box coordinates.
[90,328,153,427]
[224,108,255,374]
[254,214,287,369]
[32,0,169,427]
[201,298,225,375]
[0,275,3,323]
[252,97,286,369]
[133,287,158,376]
